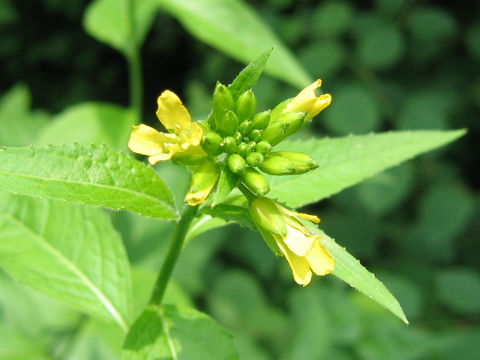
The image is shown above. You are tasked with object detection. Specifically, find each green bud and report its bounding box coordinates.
[185,161,220,206]
[247,141,256,153]
[271,152,318,174]
[213,82,235,127]
[270,111,305,138]
[251,110,270,130]
[237,142,249,157]
[207,112,216,130]
[201,131,223,155]
[250,129,262,142]
[233,131,243,144]
[255,141,272,154]
[223,136,237,153]
[228,153,246,174]
[270,98,291,120]
[240,168,270,196]
[238,120,252,135]
[246,152,264,167]
[217,110,238,135]
[259,154,296,175]
[261,121,288,146]
[235,89,257,121]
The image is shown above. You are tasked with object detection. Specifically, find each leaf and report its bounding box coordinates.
[270,129,466,208]
[201,204,254,229]
[309,225,408,323]
[228,48,272,99]
[0,143,177,219]
[157,0,311,88]
[0,194,133,330]
[37,102,136,151]
[122,305,239,360]
[83,0,159,56]
[211,167,238,206]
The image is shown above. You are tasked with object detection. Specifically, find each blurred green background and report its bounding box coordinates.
[1,0,479,359]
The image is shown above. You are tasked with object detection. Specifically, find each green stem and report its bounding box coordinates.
[149,205,199,305]
[126,0,143,123]
[237,183,256,202]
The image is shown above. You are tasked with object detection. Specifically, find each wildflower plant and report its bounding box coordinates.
[0,46,465,359]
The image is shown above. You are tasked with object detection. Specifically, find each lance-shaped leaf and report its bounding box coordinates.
[0,143,177,219]
[122,305,239,360]
[0,194,133,330]
[270,129,466,208]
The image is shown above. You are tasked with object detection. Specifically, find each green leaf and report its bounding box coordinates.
[270,130,465,208]
[310,225,408,323]
[228,48,272,99]
[201,204,254,229]
[0,143,177,219]
[0,194,133,330]
[37,102,136,150]
[0,84,49,147]
[84,0,159,56]
[157,0,311,88]
[211,168,238,206]
[122,305,239,360]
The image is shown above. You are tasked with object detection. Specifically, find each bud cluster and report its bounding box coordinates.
[201,83,319,196]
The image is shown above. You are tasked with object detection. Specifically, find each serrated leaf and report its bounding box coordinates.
[0,194,133,330]
[228,48,272,99]
[304,223,408,323]
[84,0,158,56]
[270,129,465,208]
[37,102,136,151]
[122,305,239,360]
[0,144,177,219]
[157,0,310,88]
[211,167,238,206]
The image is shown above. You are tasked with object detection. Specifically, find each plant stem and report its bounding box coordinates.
[237,183,256,202]
[149,205,198,305]
[126,0,143,123]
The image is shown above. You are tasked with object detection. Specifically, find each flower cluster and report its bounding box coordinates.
[129,79,334,285]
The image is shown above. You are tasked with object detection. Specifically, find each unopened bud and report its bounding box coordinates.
[233,131,243,144]
[250,129,262,142]
[261,121,288,146]
[201,132,223,155]
[240,168,270,196]
[185,161,220,206]
[270,111,305,138]
[259,154,296,175]
[235,89,257,121]
[272,152,318,174]
[228,153,246,174]
[255,141,272,154]
[237,142,250,157]
[238,120,252,135]
[246,152,264,167]
[213,82,235,126]
[223,136,237,153]
[251,110,271,130]
[217,110,238,135]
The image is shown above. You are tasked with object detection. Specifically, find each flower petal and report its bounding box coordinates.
[156,90,191,132]
[128,124,166,156]
[306,240,334,276]
[283,224,316,256]
[278,240,312,286]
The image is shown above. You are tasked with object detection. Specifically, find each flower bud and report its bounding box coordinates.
[217,110,238,136]
[240,168,270,196]
[260,152,318,175]
[233,131,243,144]
[246,152,264,167]
[238,120,252,135]
[213,82,235,126]
[270,111,305,138]
[251,110,271,130]
[250,129,262,142]
[201,131,223,156]
[261,121,288,146]
[255,141,272,154]
[235,89,257,121]
[223,136,237,153]
[228,153,246,174]
[185,161,220,206]
[237,142,250,157]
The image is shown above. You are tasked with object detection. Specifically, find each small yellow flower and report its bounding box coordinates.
[249,197,334,286]
[283,79,332,121]
[128,90,206,165]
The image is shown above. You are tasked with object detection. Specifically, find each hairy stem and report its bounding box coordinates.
[149,205,198,305]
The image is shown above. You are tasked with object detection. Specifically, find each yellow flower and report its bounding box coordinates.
[283,79,332,121]
[249,197,334,286]
[128,90,206,165]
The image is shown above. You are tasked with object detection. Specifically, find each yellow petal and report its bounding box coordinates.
[156,90,191,132]
[128,124,165,156]
[306,240,334,276]
[283,224,316,256]
[278,241,312,286]
[148,152,172,164]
